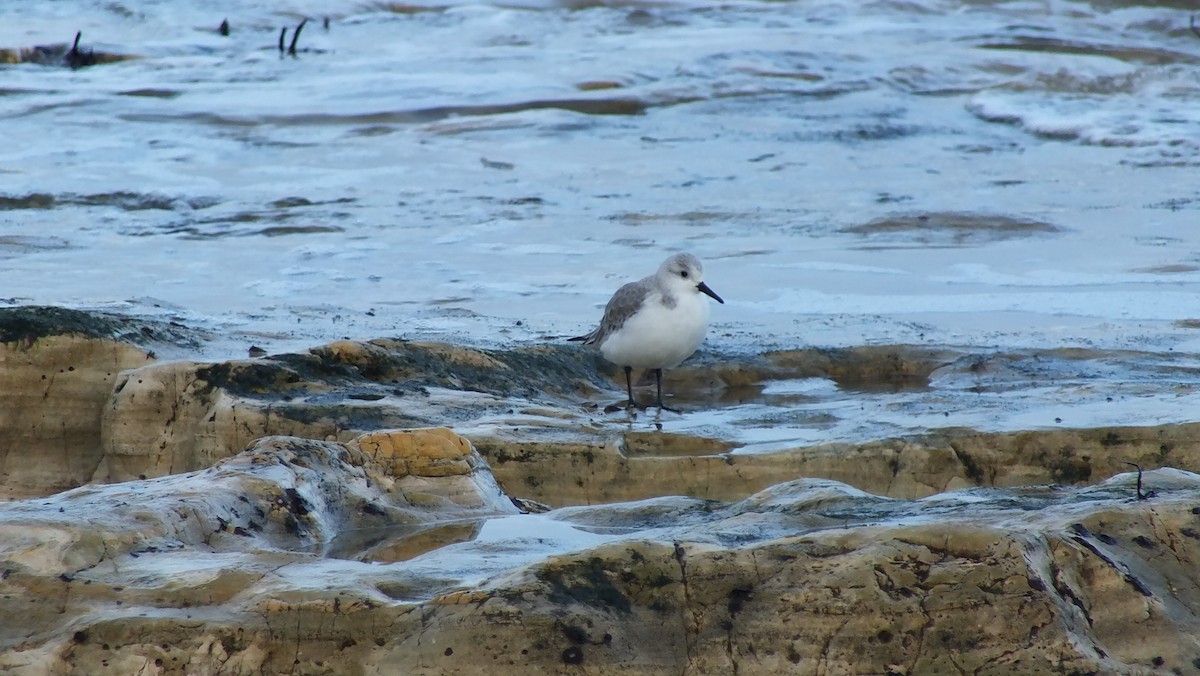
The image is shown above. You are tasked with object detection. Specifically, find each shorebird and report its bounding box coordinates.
[570,252,723,411]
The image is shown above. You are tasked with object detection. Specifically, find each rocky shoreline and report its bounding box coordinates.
[2,306,1199,674]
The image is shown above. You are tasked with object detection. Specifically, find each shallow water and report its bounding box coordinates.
[3,0,1200,438]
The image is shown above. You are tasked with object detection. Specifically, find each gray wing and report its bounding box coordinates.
[569,278,652,345]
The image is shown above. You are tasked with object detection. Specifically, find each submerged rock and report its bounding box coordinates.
[0,33,135,67]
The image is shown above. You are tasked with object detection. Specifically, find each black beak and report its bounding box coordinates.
[697,281,724,304]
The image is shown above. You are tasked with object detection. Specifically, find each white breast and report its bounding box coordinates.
[599,290,711,369]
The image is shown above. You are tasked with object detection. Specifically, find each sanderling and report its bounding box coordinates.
[570,252,724,411]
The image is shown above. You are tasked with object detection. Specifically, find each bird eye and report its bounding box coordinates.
[680,270,689,278]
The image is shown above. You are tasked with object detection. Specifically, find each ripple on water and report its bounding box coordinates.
[0,0,1198,366]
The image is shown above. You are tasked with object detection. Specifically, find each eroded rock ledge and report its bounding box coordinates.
[4,306,1200,674]
[0,432,1196,674]
[3,306,1200,504]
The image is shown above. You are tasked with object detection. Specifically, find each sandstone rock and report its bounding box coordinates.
[474,423,1200,506]
[91,334,1200,509]
[0,307,199,498]
[90,338,612,487]
[350,428,479,479]
[94,359,342,484]
[6,304,1200,511]
[0,429,514,572]
[12,306,1200,675]
[1,460,1197,674]
[348,470,1200,674]
[0,430,520,673]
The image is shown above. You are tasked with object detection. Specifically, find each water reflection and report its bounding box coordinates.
[325,519,486,563]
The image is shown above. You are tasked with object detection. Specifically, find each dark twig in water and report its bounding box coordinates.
[1192,14,1200,40]
[219,19,230,36]
[278,27,287,53]
[1123,462,1151,501]
[288,19,307,56]
[66,31,96,69]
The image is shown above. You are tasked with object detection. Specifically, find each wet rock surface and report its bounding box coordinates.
[4,307,1200,673]
[0,307,204,499]
[2,451,1197,674]
[0,430,519,674]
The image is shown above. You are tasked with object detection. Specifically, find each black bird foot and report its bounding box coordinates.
[604,399,647,413]
[656,403,682,414]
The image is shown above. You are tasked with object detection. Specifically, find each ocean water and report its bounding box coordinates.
[1,0,1199,363]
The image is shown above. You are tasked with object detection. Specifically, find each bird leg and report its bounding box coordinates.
[623,365,647,410]
[654,368,680,413]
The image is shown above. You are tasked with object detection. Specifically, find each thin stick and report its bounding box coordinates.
[288,19,307,56]
[1123,462,1146,501]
